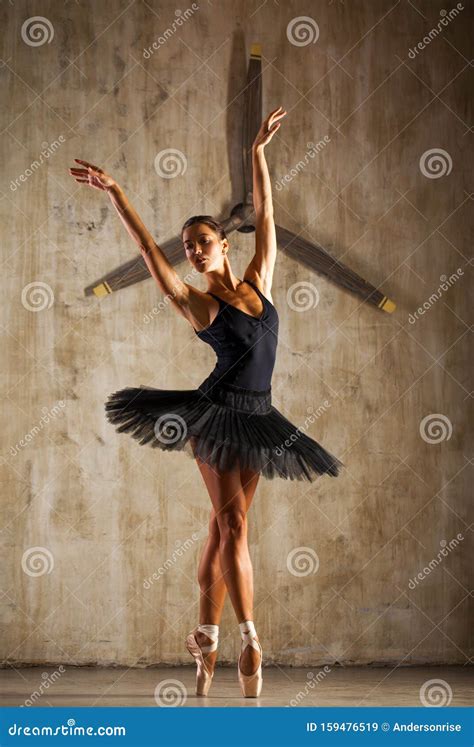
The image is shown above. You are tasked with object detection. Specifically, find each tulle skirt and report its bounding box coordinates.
[104,376,344,482]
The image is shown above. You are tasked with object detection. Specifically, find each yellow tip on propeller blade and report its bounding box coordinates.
[250,43,261,58]
[92,281,112,298]
[380,297,396,313]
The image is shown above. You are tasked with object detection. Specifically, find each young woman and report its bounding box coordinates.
[69,106,343,698]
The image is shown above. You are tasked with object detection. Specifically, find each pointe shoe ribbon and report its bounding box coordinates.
[185,626,218,696]
[238,628,263,697]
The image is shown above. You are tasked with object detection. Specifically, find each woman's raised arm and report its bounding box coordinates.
[69,159,188,306]
[244,107,286,294]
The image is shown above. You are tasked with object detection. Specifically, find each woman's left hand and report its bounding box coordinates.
[252,106,287,151]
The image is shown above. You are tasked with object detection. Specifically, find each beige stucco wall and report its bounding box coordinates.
[1,0,472,668]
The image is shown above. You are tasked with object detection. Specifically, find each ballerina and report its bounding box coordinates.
[69,105,343,698]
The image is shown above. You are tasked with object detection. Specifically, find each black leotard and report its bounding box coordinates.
[106,278,343,478]
[195,279,279,391]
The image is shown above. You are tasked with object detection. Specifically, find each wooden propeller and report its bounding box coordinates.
[84,43,395,314]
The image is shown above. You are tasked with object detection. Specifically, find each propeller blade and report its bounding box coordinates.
[83,211,247,297]
[84,236,181,297]
[83,45,263,298]
[83,41,394,313]
[242,43,262,207]
[275,224,396,313]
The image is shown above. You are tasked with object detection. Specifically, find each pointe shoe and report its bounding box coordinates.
[238,628,263,697]
[185,626,218,696]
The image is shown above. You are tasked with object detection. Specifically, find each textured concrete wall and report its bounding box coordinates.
[1,0,472,669]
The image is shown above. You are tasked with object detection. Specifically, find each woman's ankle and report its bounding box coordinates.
[196,623,219,649]
[239,620,257,641]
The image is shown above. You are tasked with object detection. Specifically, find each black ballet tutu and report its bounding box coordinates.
[104,378,344,482]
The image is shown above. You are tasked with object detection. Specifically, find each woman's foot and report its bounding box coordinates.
[238,633,261,675]
[238,622,263,697]
[194,630,218,673]
[185,625,219,696]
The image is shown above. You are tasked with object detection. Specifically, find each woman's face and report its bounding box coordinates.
[182,223,228,273]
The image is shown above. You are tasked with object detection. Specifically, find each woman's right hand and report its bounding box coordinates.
[68,159,117,192]
[252,106,287,151]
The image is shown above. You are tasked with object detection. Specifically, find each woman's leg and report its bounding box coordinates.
[192,449,262,675]
[197,508,226,625]
[190,507,223,674]
[197,467,260,623]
